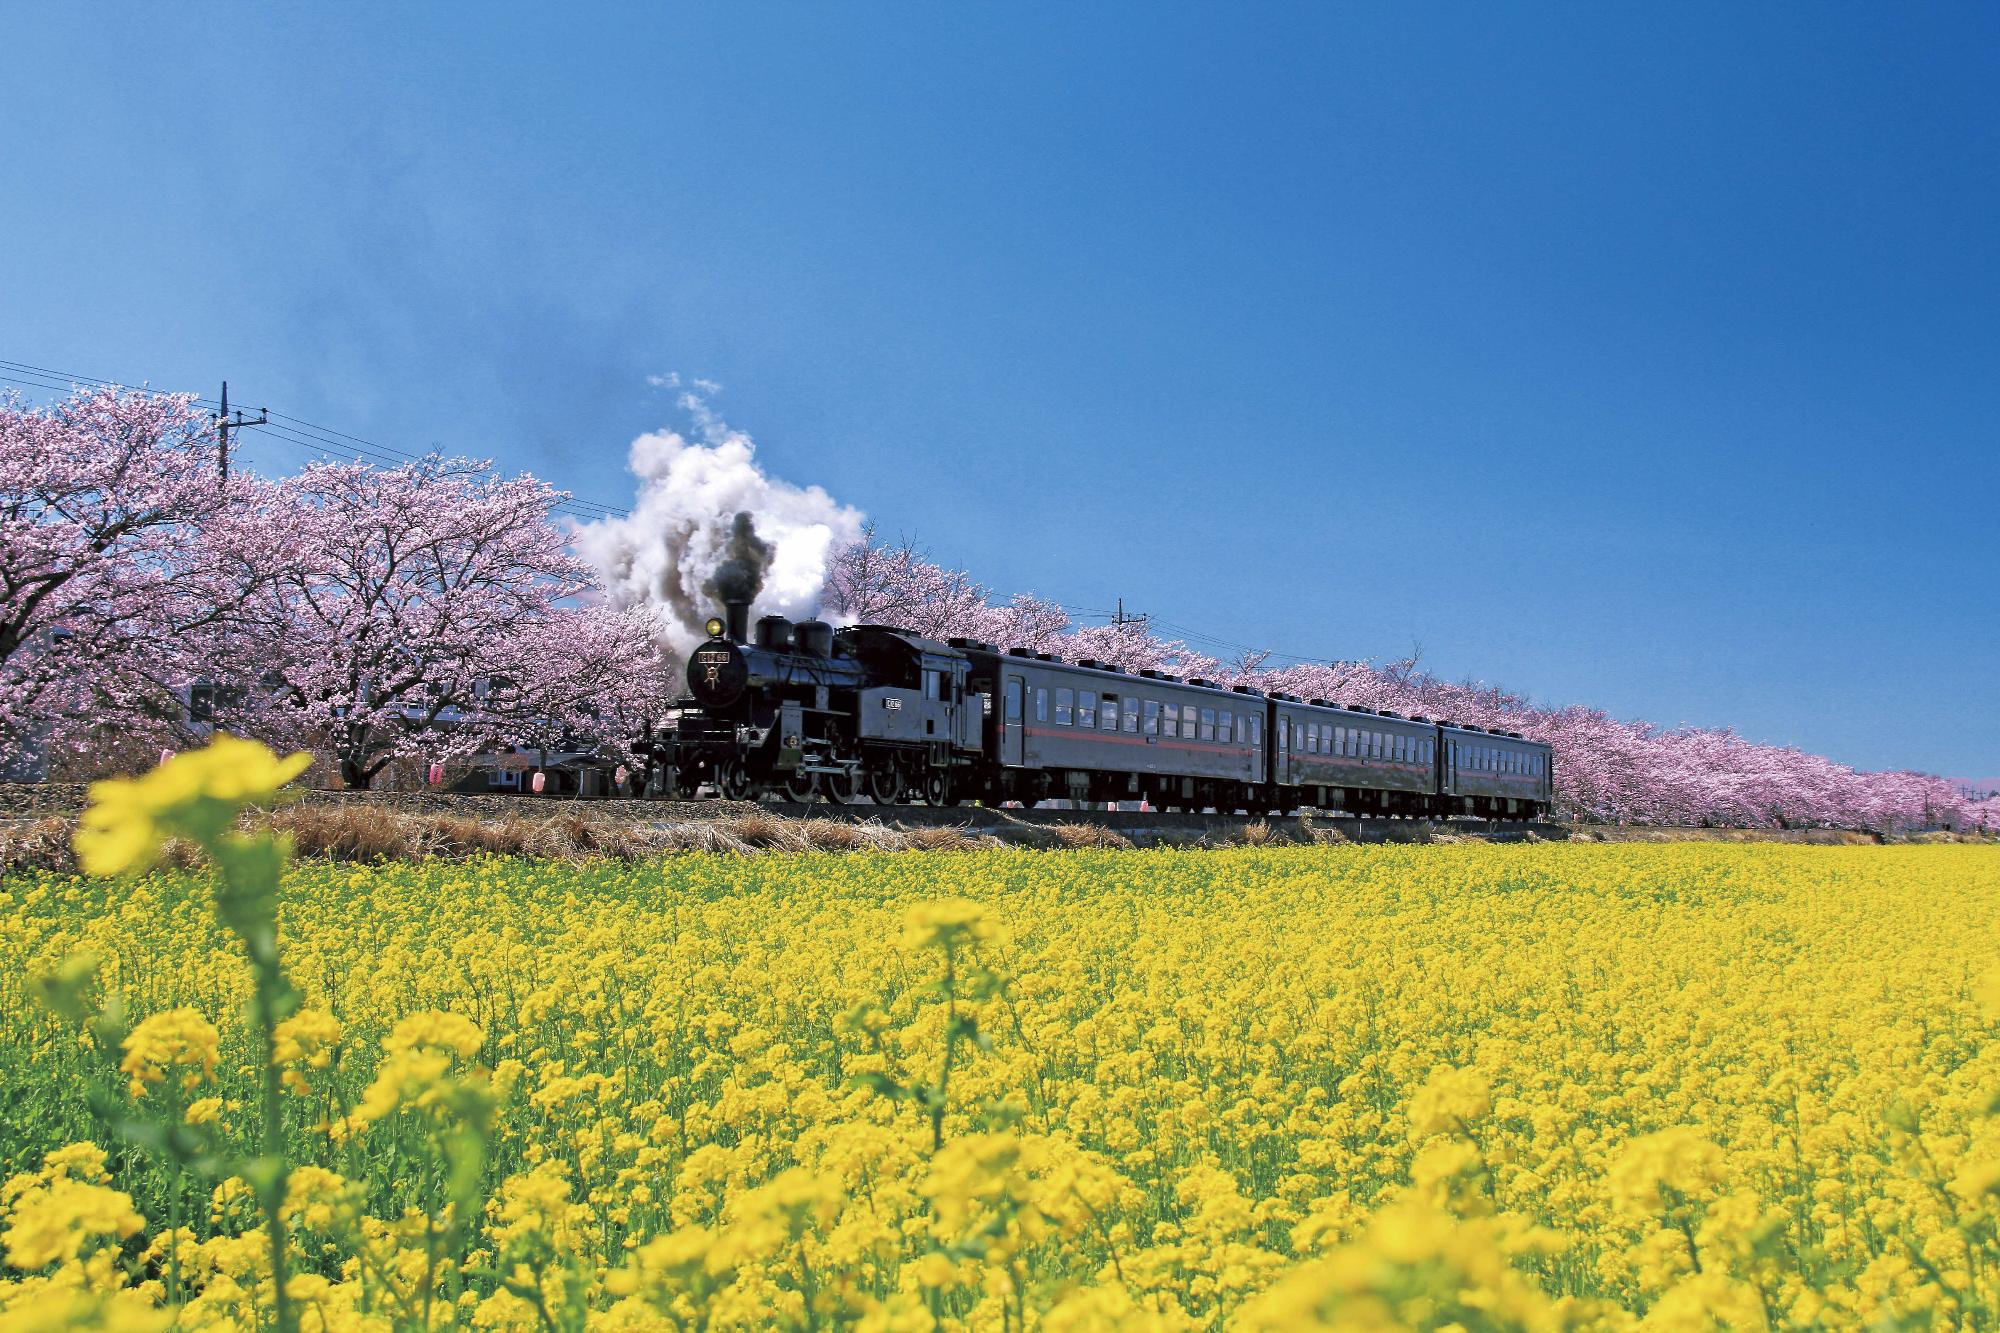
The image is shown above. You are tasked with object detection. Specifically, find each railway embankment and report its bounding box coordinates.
[1,782,1982,874]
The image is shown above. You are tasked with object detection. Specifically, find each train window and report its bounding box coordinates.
[1304,724,1316,754]
[1347,728,1360,758]
[1077,690,1097,728]
[923,669,942,700]
[1055,688,1073,725]
[1034,688,1048,723]
[1217,710,1233,744]
[1294,722,1305,750]
[1160,703,1177,738]
[1003,689,1019,723]
[1100,695,1119,731]
[1199,707,1215,740]
[1142,699,1159,735]
[1249,716,1261,747]
[1124,700,1140,733]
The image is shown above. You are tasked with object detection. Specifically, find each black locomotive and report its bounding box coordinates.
[635,597,1553,820]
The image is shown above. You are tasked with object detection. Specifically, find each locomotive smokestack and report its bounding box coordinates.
[703,511,771,643]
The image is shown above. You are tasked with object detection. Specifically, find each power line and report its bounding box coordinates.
[0,356,632,522]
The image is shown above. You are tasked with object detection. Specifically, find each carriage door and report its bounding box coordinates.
[1002,676,1025,766]
[1275,711,1290,786]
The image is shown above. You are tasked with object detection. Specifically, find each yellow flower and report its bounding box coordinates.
[1,1174,145,1269]
[1407,1065,1492,1141]
[903,897,996,949]
[119,1007,220,1099]
[1609,1127,1725,1213]
[73,736,311,875]
[273,1009,344,1094]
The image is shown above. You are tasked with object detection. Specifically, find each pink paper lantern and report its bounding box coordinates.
[531,771,546,794]
[159,749,174,767]
[428,762,444,786]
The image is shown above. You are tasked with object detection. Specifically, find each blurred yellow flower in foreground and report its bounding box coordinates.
[72,736,311,876]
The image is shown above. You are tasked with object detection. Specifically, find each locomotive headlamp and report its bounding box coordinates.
[705,617,725,639]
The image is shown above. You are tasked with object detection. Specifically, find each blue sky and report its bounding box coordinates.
[2,3,1995,776]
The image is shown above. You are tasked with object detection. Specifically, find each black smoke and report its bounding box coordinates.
[702,511,772,607]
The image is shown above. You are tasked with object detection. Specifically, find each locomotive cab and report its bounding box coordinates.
[836,626,984,803]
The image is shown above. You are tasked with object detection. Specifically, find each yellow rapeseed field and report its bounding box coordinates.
[1,761,1997,1329]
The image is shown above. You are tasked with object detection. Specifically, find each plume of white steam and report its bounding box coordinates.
[576,388,865,656]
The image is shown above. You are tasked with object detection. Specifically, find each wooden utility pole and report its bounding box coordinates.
[215,381,268,483]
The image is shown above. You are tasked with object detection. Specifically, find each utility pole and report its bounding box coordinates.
[214,381,268,484]
[1113,598,1146,629]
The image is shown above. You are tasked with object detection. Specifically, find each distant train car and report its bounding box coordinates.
[1438,723,1552,819]
[962,645,1264,810]
[1270,695,1437,816]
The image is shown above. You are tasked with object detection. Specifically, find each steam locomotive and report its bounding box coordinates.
[634,598,1553,820]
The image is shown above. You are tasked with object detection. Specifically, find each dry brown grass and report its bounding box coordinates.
[1051,822,1134,850]
[1236,820,1277,847]
[0,803,1016,874]
[0,816,80,873]
[1296,814,1350,845]
[903,825,987,853]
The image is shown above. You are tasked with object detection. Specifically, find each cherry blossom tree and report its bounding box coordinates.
[208,457,658,788]
[0,387,241,768]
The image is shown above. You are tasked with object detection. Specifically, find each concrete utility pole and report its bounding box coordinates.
[214,381,268,483]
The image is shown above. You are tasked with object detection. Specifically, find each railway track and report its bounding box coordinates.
[0,783,1563,843]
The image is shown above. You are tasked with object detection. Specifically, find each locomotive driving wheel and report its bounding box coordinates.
[820,769,854,804]
[921,770,950,807]
[715,759,754,801]
[782,768,819,802]
[863,765,903,805]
